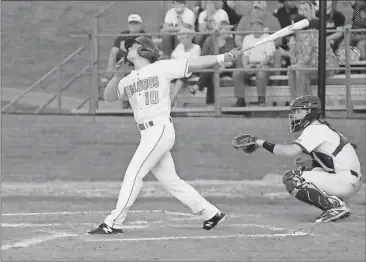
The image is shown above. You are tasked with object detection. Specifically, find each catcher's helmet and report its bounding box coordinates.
[124,36,160,63]
[289,95,322,133]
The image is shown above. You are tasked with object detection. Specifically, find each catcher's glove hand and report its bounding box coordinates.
[232,133,258,153]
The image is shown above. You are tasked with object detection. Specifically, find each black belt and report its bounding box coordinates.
[350,170,361,178]
[138,118,172,131]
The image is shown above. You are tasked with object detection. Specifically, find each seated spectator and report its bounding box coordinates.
[105,14,145,80]
[190,1,205,32]
[196,0,230,46]
[298,1,317,21]
[103,13,145,108]
[235,1,283,75]
[189,20,235,105]
[170,28,201,107]
[222,0,243,29]
[315,0,346,53]
[226,1,251,17]
[341,0,366,60]
[161,0,196,57]
[235,1,281,48]
[273,1,298,29]
[284,15,339,100]
[233,17,276,107]
[273,1,298,49]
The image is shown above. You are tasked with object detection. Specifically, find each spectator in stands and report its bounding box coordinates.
[235,1,283,79]
[273,1,298,29]
[315,0,346,53]
[161,0,196,57]
[285,14,339,100]
[348,0,366,60]
[234,1,282,48]
[226,1,252,17]
[104,13,145,108]
[189,20,235,105]
[105,14,145,79]
[222,0,242,29]
[191,1,204,32]
[170,28,201,107]
[273,1,298,63]
[232,17,276,107]
[196,0,230,46]
[298,1,317,21]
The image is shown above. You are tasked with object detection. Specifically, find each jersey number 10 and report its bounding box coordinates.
[145,90,159,105]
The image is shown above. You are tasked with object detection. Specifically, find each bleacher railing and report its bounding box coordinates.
[1,45,86,114]
[72,25,365,118]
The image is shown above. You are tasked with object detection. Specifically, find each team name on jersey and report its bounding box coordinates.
[124,76,159,98]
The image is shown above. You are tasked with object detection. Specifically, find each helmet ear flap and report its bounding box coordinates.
[137,46,159,63]
[137,46,146,58]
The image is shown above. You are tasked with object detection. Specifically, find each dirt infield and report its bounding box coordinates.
[1,115,365,261]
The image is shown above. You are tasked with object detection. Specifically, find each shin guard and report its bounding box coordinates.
[282,169,342,211]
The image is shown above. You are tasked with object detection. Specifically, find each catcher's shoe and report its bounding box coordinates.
[87,223,123,235]
[315,205,351,223]
[203,212,226,230]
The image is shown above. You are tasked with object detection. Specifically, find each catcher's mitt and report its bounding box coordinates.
[232,134,258,154]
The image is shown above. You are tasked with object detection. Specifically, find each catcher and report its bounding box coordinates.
[232,95,363,223]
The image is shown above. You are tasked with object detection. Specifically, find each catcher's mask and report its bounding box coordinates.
[289,95,322,133]
[124,36,160,63]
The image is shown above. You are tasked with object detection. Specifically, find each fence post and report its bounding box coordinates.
[344,26,352,118]
[57,66,62,113]
[91,16,99,112]
[88,33,93,113]
[213,31,221,117]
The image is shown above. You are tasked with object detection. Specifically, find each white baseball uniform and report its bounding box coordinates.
[103,59,220,229]
[293,121,362,199]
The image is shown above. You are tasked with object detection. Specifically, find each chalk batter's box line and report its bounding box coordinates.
[1,210,310,245]
[1,210,299,233]
[1,209,195,217]
[81,231,311,242]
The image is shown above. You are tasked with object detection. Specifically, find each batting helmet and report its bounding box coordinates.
[124,36,160,63]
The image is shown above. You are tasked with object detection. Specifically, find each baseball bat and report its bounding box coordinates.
[241,19,310,53]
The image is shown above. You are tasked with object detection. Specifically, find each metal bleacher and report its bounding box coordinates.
[173,64,366,113]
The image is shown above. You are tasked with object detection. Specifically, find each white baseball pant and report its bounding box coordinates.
[104,117,219,229]
[302,167,362,199]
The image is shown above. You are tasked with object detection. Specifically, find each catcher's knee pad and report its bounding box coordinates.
[282,169,304,195]
[282,169,342,211]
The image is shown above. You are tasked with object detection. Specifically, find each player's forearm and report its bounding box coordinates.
[273,144,301,157]
[256,140,302,158]
[188,53,234,72]
[103,76,122,102]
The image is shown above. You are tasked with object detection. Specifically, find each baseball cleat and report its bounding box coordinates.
[203,212,226,230]
[315,206,351,223]
[87,223,123,235]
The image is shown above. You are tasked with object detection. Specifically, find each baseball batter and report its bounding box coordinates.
[235,95,362,223]
[88,36,242,234]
